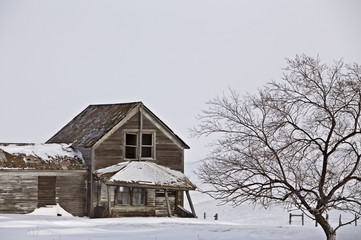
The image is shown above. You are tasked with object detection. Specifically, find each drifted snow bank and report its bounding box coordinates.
[27,204,73,217]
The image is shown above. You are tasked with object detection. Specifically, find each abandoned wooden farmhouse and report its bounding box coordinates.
[0,102,196,218]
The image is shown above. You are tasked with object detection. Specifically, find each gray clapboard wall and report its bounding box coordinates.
[93,112,184,172]
[0,170,88,216]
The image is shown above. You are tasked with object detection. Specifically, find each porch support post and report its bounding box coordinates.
[107,185,112,216]
[97,180,101,206]
[186,190,197,218]
[164,189,171,217]
[175,191,178,207]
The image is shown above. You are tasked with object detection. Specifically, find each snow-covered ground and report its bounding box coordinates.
[0,190,360,240]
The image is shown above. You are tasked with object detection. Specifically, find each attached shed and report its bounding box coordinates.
[0,143,88,216]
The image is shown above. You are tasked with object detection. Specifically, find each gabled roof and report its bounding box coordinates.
[46,102,189,149]
[94,161,196,190]
[0,143,86,170]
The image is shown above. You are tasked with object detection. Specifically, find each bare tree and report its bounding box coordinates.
[193,55,361,240]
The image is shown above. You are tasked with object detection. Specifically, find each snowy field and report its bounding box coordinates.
[0,190,360,240]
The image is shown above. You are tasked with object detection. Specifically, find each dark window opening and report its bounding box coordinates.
[142,134,152,145]
[126,134,137,145]
[125,133,138,159]
[141,133,153,158]
[124,132,154,159]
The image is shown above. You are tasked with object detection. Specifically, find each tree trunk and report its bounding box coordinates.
[323,225,336,240]
[327,232,336,240]
[315,214,336,240]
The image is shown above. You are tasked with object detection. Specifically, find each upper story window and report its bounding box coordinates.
[141,133,153,158]
[124,132,155,160]
[125,133,137,159]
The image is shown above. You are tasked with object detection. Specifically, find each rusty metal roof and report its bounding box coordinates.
[46,102,189,149]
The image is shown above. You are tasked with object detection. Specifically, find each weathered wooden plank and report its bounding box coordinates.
[186,190,197,218]
[107,185,111,216]
[164,190,171,217]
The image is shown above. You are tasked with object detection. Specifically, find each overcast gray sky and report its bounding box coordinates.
[1,0,360,163]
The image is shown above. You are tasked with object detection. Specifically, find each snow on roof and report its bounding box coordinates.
[0,143,86,170]
[94,161,196,190]
[0,143,82,161]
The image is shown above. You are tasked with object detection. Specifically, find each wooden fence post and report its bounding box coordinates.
[355,214,357,227]
[289,213,292,225]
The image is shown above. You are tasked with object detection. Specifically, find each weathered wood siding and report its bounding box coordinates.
[0,172,37,214]
[0,170,87,216]
[57,173,88,216]
[155,190,176,216]
[93,112,184,172]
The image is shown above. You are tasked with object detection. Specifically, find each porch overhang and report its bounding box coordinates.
[94,161,196,191]
[100,181,195,191]
[93,161,197,218]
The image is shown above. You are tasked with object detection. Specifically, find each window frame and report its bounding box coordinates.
[115,186,147,206]
[123,130,156,160]
[132,187,147,206]
[116,186,130,205]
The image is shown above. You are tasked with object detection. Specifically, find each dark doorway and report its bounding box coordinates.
[38,176,56,207]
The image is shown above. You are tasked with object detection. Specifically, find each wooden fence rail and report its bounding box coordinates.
[289,213,304,226]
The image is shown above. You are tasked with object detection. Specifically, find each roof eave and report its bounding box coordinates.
[92,103,142,149]
[102,180,196,191]
[142,105,190,149]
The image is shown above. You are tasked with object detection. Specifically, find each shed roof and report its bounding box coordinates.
[0,143,86,170]
[46,102,189,149]
[94,161,196,190]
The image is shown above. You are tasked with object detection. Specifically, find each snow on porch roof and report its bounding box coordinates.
[94,161,196,190]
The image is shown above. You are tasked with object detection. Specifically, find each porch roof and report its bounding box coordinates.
[94,161,196,190]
